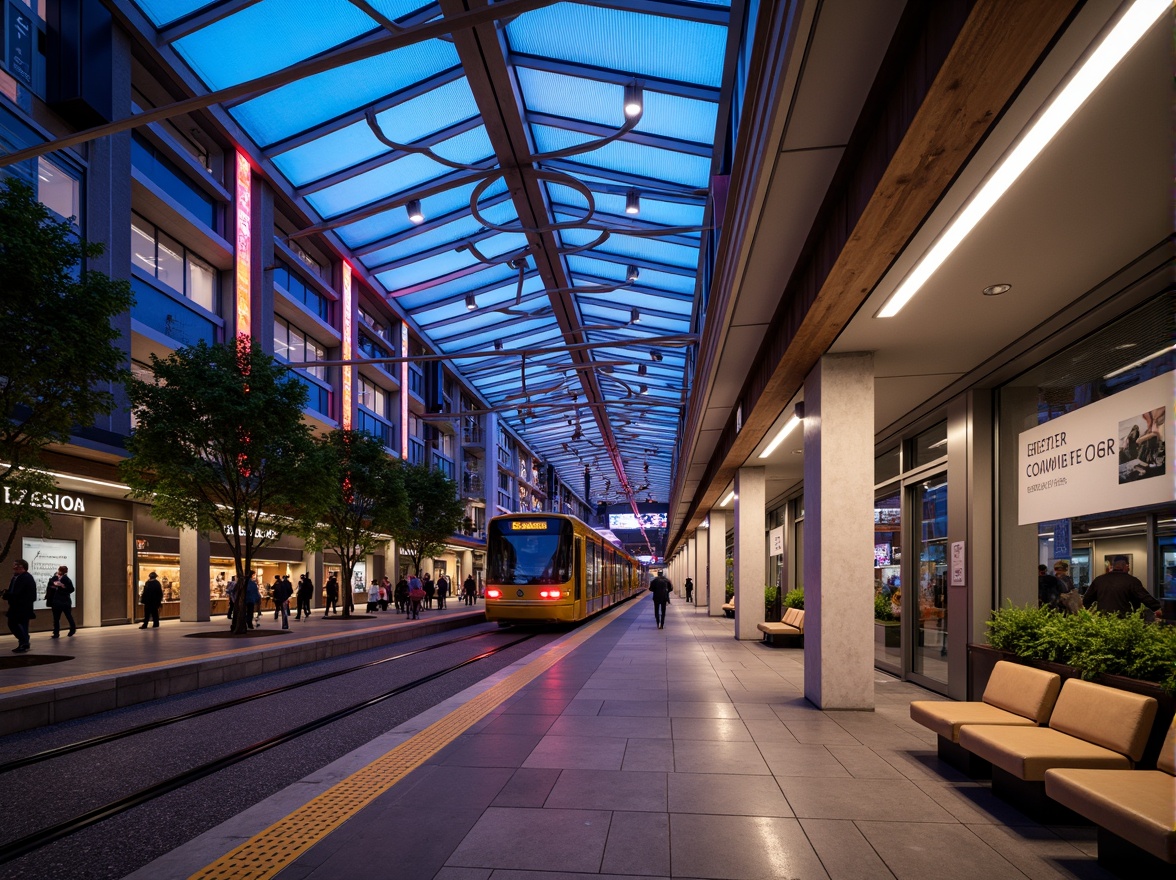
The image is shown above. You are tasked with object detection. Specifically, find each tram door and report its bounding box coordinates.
[574,538,583,615]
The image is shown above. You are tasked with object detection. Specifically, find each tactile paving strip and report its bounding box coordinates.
[188,602,631,880]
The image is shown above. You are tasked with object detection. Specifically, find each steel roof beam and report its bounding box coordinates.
[539,157,708,197]
[507,52,721,103]
[527,111,713,157]
[353,190,514,256]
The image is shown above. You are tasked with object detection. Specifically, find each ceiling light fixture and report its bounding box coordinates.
[494,339,503,351]
[626,264,640,283]
[650,350,662,362]
[406,199,424,224]
[720,490,734,507]
[465,293,477,310]
[639,384,648,394]
[1103,343,1175,379]
[758,413,802,459]
[623,81,643,119]
[876,0,1167,318]
[625,189,640,215]
[982,283,1012,296]
[630,308,640,324]
[637,363,647,376]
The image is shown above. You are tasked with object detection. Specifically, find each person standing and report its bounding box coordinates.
[245,571,261,629]
[271,575,284,620]
[394,575,408,613]
[684,577,694,603]
[296,573,313,620]
[46,565,77,638]
[226,575,238,621]
[407,572,424,619]
[140,571,163,629]
[273,575,293,629]
[649,570,672,629]
[436,574,449,610]
[423,573,435,610]
[1084,556,1162,618]
[463,574,476,606]
[323,572,339,617]
[367,578,380,613]
[1037,564,1065,611]
[5,559,37,652]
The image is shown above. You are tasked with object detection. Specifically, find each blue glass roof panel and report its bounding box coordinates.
[229,43,461,146]
[133,0,219,27]
[559,228,699,270]
[549,189,704,230]
[567,256,696,295]
[307,127,493,218]
[516,67,718,145]
[506,4,726,88]
[173,0,380,90]
[394,261,519,308]
[335,178,508,249]
[532,126,710,187]
[271,78,480,185]
[576,290,691,316]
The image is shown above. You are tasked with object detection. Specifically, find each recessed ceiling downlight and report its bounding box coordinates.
[982,283,1012,296]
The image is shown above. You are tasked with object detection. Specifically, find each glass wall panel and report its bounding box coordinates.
[873,487,901,669]
[910,421,947,468]
[911,475,948,684]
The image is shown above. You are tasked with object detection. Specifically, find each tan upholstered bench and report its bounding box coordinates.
[756,608,805,644]
[1044,717,1176,874]
[910,661,1061,775]
[721,600,734,618]
[958,678,1158,819]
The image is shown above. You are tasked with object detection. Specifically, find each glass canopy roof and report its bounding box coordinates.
[132,0,737,514]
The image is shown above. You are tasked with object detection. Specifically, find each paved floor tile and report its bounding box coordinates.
[491,768,562,808]
[669,814,829,879]
[446,807,612,873]
[799,818,894,879]
[602,810,671,876]
[622,738,676,772]
[826,745,905,779]
[434,733,544,768]
[672,739,771,775]
[757,742,851,778]
[667,701,741,718]
[855,821,1022,880]
[668,772,793,817]
[777,776,957,821]
[598,700,668,717]
[547,714,672,739]
[523,734,629,770]
[967,823,1110,880]
[545,769,667,812]
[670,716,753,741]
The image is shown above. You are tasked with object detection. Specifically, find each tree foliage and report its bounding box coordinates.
[296,429,405,616]
[387,461,463,578]
[122,337,316,631]
[0,178,133,563]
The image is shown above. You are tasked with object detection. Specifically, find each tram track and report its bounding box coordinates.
[0,631,536,866]
[0,626,501,775]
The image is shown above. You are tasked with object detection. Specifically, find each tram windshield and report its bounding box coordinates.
[487,518,573,586]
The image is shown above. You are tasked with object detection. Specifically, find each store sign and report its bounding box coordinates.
[222,525,278,541]
[1018,371,1174,525]
[22,537,76,610]
[3,486,85,513]
[769,525,784,557]
[5,3,33,88]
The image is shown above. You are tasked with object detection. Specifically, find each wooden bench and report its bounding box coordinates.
[909,661,1061,776]
[958,678,1158,820]
[1044,716,1175,875]
[756,608,804,645]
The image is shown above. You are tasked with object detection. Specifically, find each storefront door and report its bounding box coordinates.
[910,474,948,686]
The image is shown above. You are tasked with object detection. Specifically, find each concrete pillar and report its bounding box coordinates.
[179,528,210,622]
[733,467,765,640]
[686,535,696,597]
[461,548,474,582]
[803,352,875,710]
[707,510,726,617]
[83,517,105,626]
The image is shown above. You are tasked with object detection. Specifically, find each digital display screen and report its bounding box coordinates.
[608,513,668,530]
[874,543,892,566]
[510,521,549,531]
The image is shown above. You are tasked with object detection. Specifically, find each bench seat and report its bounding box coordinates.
[911,661,1061,744]
[757,608,804,643]
[1043,717,1176,866]
[721,601,734,618]
[959,725,1135,781]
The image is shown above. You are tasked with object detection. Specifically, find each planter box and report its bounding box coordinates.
[874,620,901,648]
[967,643,1174,769]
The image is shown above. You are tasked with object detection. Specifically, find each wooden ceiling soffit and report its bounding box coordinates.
[669,0,1081,553]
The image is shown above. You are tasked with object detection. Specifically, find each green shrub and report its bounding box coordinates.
[874,591,897,622]
[986,603,1176,692]
[725,585,734,602]
[783,587,804,610]
[764,584,779,605]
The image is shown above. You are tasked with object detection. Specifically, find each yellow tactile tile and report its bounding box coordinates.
[188,602,630,880]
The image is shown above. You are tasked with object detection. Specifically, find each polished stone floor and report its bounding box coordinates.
[134,596,1119,880]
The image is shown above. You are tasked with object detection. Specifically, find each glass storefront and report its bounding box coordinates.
[911,475,948,685]
[998,294,1174,611]
[873,488,901,669]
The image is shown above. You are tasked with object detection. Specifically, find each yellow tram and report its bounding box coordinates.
[484,513,646,624]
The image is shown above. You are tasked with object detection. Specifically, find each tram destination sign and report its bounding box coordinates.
[1018,371,1173,525]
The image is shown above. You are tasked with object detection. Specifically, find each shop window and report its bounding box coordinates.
[909,422,947,468]
[131,213,219,313]
[873,487,902,670]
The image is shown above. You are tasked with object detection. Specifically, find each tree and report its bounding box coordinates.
[387,461,464,579]
[295,429,405,617]
[0,178,133,563]
[122,337,316,632]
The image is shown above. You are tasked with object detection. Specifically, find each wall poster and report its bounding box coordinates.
[1018,371,1173,525]
[22,537,77,610]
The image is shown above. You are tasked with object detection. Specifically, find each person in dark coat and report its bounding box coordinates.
[1084,556,1162,618]
[273,575,294,629]
[46,565,77,638]
[5,558,37,652]
[436,574,449,610]
[140,571,164,628]
[244,572,261,628]
[323,573,339,618]
[649,570,672,629]
[296,573,313,620]
[463,574,477,606]
[422,573,435,609]
[394,576,409,613]
[684,577,694,603]
[1037,564,1065,611]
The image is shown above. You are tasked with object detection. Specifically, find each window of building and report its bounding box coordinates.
[131,213,218,313]
[131,133,216,229]
[273,316,326,380]
[358,377,387,416]
[273,258,331,323]
[37,157,79,223]
[910,422,948,469]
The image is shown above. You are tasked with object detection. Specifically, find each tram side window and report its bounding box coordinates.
[586,540,597,598]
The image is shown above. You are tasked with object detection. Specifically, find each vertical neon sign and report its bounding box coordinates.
[341,262,353,429]
[234,152,252,340]
[400,323,409,459]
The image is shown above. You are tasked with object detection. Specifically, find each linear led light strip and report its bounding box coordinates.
[877,0,1167,318]
[758,414,801,459]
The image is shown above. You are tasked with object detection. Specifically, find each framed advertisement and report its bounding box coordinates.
[22,537,77,610]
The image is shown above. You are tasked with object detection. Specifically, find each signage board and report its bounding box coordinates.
[769,525,784,557]
[22,537,76,610]
[5,3,33,88]
[1018,371,1173,524]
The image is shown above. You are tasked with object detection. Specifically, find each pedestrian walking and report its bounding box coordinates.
[436,574,449,610]
[367,578,380,613]
[4,559,37,652]
[226,576,238,621]
[296,573,313,619]
[463,574,476,606]
[684,577,694,603]
[140,571,163,628]
[649,570,672,629]
[46,565,77,638]
[273,574,293,629]
[245,572,260,629]
[394,576,408,613]
[407,572,424,619]
[323,573,339,617]
[423,573,435,609]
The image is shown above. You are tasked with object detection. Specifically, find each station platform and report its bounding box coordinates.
[121,598,1111,880]
[0,604,486,736]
